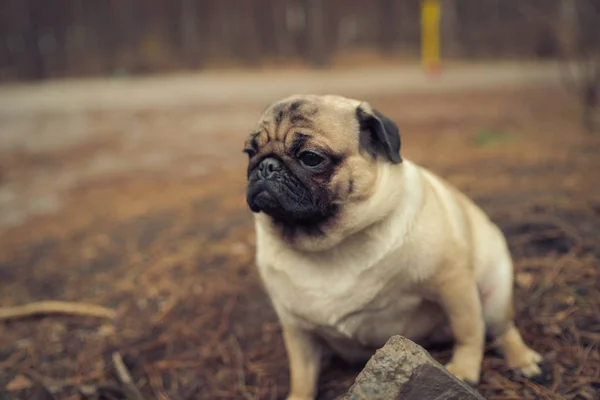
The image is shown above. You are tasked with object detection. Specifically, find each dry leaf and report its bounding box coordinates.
[516,272,536,289]
[6,374,32,391]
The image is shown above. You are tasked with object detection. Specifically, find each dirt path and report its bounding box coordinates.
[0,61,560,113]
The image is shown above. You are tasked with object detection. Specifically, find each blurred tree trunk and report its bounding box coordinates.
[270,0,293,58]
[180,0,202,68]
[379,0,395,54]
[306,0,329,67]
[557,0,600,133]
[237,0,261,65]
[23,0,45,80]
[455,0,480,58]
[441,0,461,58]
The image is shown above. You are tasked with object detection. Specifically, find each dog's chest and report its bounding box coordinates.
[257,242,428,347]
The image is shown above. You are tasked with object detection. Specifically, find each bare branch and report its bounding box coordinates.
[0,301,116,321]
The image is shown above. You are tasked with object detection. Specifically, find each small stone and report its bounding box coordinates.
[343,335,485,400]
[98,324,116,337]
[543,324,562,336]
[78,385,97,396]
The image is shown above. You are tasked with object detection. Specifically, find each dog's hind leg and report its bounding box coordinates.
[481,256,542,377]
[435,272,485,384]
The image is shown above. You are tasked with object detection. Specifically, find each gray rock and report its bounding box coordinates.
[343,335,486,400]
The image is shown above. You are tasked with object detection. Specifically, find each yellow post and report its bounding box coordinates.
[421,0,441,74]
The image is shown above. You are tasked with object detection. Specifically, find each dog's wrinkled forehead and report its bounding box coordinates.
[261,96,317,126]
[260,94,360,124]
[252,95,362,150]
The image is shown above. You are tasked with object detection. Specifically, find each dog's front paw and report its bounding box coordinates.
[508,347,543,378]
[444,362,481,386]
[286,395,314,400]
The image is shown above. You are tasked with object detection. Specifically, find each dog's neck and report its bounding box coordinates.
[257,160,421,254]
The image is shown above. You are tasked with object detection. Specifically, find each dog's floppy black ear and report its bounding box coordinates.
[356,103,402,164]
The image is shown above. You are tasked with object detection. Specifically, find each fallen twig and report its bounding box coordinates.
[112,352,146,400]
[23,370,57,400]
[0,301,116,321]
[229,334,256,400]
[144,364,169,400]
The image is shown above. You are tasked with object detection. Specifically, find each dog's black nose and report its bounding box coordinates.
[258,157,283,179]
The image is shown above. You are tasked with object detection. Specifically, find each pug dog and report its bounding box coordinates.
[244,94,542,400]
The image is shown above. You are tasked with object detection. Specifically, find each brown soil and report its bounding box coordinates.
[0,76,599,400]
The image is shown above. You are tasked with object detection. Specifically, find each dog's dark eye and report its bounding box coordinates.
[243,148,256,158]
[298,151,324,168]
